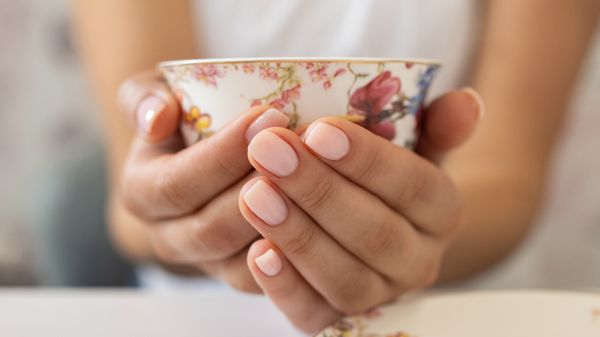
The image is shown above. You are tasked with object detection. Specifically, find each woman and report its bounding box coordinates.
[71,0,599,332]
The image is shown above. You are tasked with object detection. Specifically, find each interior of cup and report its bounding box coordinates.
[158,57,441,68]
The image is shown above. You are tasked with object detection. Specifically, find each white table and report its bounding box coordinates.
[2,289,600,337]
[0,290,306,337]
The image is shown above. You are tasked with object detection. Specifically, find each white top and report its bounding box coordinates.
[141,0,600,290]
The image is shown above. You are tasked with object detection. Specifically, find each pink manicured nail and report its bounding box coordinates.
[243,180,288,226]
[304,122,350,160]
[248,131,298,177]
[461,87,485,120]
[137,96,166,134]
[255,249,282,277]
[245,108,290,143]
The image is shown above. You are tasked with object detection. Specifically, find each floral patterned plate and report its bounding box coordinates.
[315,290,600,337]
[159,57,440,148]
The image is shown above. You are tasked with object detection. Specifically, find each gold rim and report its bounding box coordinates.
[158,57,442,68]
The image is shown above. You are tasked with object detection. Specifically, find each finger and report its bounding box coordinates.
[247,239,341,333]
[201,247,262,294]
[239,177,390,314]
[248,125,456,239]
[242,148,436,285]
[117,70,181,143]
[147,237,262,294]
[416,88,484,164]
[148,172,261,263]
[122,106,290,220]
[299,118,461,237]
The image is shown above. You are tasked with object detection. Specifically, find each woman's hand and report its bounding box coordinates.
[239,89,483,332]
[115,71,290,292]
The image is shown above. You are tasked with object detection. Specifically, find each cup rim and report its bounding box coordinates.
[158,56,442,68]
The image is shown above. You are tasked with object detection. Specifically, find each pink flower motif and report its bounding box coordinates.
[268,98,286,110]
[348,71,401,140]
[193,64,224,87]
[281,84,301,103]
[243,63,256,74]
[333,68,346,77]
[259,66,278,81]
[323,80,332,89]
[250,99,262,107]
[303,62,315,70]
[405,62,414,69]
[309,66,328,82]
[350,71,401,115]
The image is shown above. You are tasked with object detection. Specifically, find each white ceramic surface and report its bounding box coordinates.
[159,58,440,147]
[316,290,600,337]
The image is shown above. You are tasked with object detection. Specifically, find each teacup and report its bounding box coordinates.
[158,57,440,148]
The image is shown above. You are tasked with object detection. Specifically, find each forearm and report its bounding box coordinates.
[439,168,544,282]
[438,0,599,282]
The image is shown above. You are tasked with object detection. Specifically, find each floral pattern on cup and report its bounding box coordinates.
[347,70,402,140]
[174,90,214,140]
[318,308,413,337]
[160,59,440,146]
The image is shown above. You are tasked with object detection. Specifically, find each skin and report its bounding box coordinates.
[71,0,599,333]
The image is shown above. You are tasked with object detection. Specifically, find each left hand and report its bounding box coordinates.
[238,88,483,333]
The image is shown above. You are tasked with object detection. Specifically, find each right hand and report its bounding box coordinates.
[115,70,290,292]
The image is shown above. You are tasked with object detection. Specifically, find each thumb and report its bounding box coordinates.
[118,70,181,143]
[416,87,484,164]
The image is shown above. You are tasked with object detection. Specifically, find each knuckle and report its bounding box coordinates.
[210,142,249,181]
[285,225,317,258]
[398,168,430,205]
[391,226,415,259]
[396,256,440,291]
[297,175,337,212]
[388,233,420,285]
[120,189,144,219]
[151,237,184,264]
[364,219,400,260]
[352,146,382,184]
[191,218,242,260]
[329,273,372,315]
[155,161,193,212]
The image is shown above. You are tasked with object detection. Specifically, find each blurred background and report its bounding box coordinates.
[1,0,599,289]
[0,0,132,286]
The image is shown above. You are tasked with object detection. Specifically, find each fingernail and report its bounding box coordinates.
[248,131,298,177]
[255,249,283,277]
[304,123,350,160]
[461,87,485,121]
[137,96,166,134]
[243,180,288,226]
[246,108,290,143]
